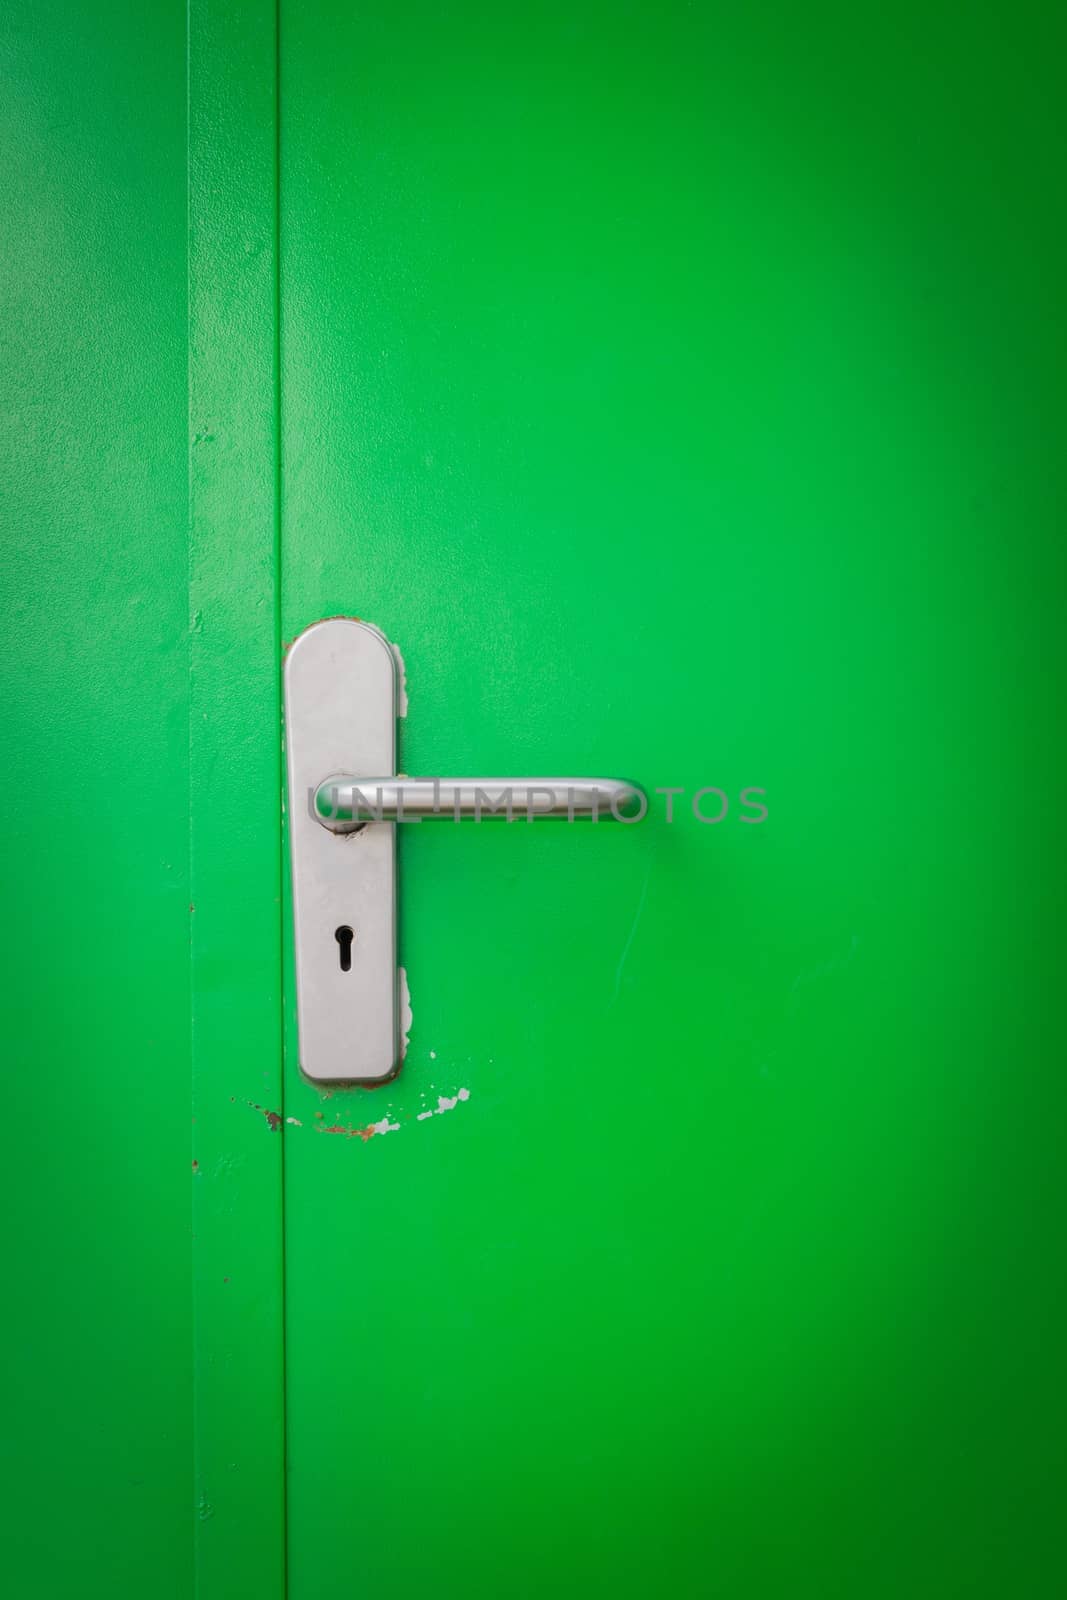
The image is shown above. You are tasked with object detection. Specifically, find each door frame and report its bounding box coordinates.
[188,3,285,1594]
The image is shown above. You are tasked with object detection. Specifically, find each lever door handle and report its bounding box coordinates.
[313,775,643,828]
[284,619,644,1083]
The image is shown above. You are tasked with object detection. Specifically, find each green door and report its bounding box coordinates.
[4,3,1064,1598]
[277,4,1065,1595]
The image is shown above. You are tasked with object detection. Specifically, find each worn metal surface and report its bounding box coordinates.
[278,4,1066,1598]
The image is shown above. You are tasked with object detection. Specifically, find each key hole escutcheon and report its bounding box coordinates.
[335,925,354,972]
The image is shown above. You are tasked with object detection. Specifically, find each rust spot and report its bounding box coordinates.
[320,1122,377,1142]
[246,1099,284,1132]
[191,1159,199,1171]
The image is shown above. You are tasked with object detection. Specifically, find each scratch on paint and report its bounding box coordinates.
[608,862,652,1009]
[787,933,861,1016]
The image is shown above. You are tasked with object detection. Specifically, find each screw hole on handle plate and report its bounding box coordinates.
[334,925,354,972]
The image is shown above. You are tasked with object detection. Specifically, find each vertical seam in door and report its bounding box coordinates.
[187,1,286,1594]
[274,2,290,1595]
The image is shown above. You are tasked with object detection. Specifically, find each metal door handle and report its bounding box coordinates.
[313,775,643,828]
[284,618,644,1083]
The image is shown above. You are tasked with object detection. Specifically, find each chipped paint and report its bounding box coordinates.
[245,1100,283,1132]
[417,1088,471,1121]
[285,1116,303,1127]
[390,640,408,716]
[308,1088,469,1140]
[318,1118,395,1142]
[399,966,413,1059]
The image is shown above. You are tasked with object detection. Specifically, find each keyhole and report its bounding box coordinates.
[335,925,354,972]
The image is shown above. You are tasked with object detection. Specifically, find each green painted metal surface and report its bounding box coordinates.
[2,2,286,1595]
[1,2,1064,1597]
[188,0,286,1591]
[1,2,195,1594]
[278,4,1065,1597]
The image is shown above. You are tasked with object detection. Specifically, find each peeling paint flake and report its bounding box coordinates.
[319,1121,382,1142]
[419,1088,471,1122]
[246,1100,283,1132]
[311,1088,469,1142]
[398,966,413,1060]
[390,641,409,717]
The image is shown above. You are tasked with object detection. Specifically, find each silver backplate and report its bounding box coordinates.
[284,618,397,1083]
